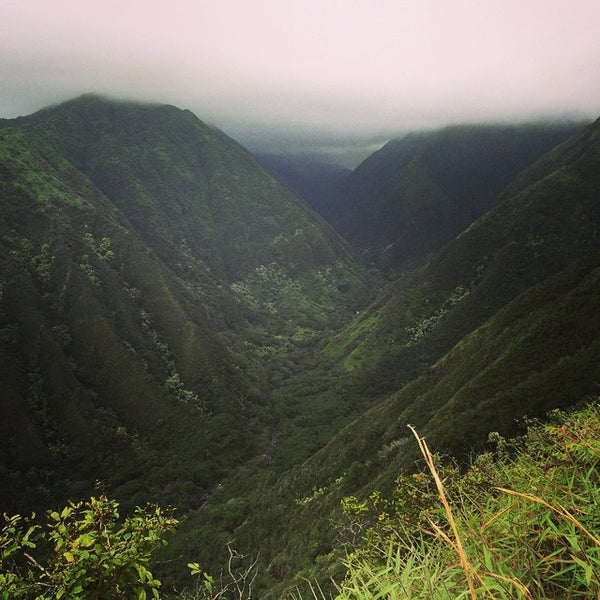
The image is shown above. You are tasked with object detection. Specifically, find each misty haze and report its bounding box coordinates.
[1,2,599,599]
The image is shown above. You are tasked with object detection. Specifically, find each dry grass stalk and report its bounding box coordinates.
[408,425,477,600]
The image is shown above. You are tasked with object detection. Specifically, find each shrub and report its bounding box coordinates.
[0,494,177,599]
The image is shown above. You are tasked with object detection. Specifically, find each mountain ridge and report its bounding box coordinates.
[331,122,587,271]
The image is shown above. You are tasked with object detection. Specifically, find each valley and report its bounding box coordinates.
[1,96,599,598]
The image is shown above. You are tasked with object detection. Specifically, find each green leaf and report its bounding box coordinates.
[187,561,202,576]
[77,533,95,548]
[572,556,594,585]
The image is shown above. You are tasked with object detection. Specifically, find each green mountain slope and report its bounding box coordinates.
[335,123,585,271]
[0,95,374,514]
[328,119,600,403]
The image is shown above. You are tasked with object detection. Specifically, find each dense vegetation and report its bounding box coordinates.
[317,401,600,599]
[3,402,597,598]
[0,96,598,597]
[1,494,177,599]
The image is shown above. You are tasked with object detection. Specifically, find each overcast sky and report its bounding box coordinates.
[1,0,599,162]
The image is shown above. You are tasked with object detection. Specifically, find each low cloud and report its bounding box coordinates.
[1,0,599,162]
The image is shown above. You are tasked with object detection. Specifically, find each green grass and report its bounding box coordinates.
[313,402,600,599]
